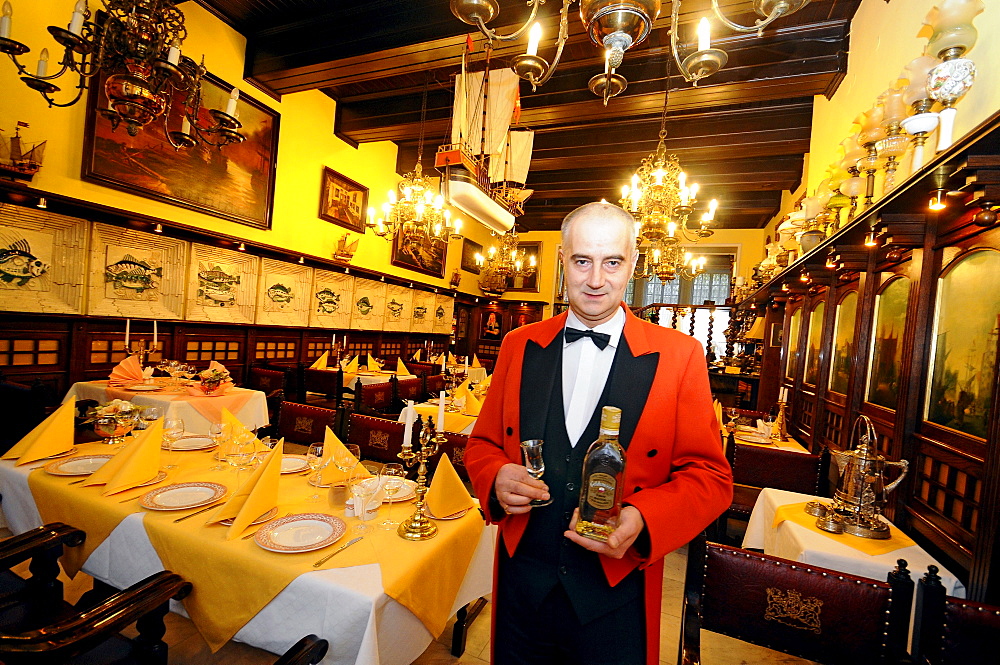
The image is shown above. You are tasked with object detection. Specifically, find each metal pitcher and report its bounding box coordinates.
[806,415,908,539]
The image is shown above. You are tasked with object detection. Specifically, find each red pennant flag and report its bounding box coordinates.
[16,121,29,128]
[466,33,474,53]
[512,88,521,126]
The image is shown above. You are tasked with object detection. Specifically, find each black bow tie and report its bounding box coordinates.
[564,327,611,350]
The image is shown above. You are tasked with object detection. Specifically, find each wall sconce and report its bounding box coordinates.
[799,271,810,283]
[238,242,246,251]
[449,270,461,289]
[864,229,878,247]
[928,189,947,211]
[154,223,163,233]
[298,256,305,264]
[36,197,46,209]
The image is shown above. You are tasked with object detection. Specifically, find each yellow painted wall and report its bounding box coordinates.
[0,1,503,294]
[808,0,998,189]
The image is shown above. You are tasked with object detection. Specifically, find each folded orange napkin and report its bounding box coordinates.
[342,356,359,373]
[426,453,475,518]
[109,355,149,386]
[480,373,492,389]
[221,408,255,442]
[85,419,163,495]
[464,392,482,417]
[411,349,423,361]
[448,352,457,364]
[310,351,329,370]
[319,426,372,484]
[471,354,482,368]
[2,398,76,465]
[396,357,410,376]
[454,378,471,401]
[772,502,916,556]
[208,444,282,539]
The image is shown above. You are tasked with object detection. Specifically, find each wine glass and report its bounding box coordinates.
[725,407,739,432]
[763,412,777,440]
[226,434,256,488]
[305,442,325,503]
[379,463,406,529]
[350,475,379,534]
[208,422,230,471]
[519,439,553,507]
[333,443,360,481]
[162,417,184,470]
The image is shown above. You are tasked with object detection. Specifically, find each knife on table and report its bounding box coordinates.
[312,536,362,567]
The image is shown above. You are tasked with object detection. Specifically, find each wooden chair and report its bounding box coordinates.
[434,431,470,482]
[679,533,913,665]
[912,564,1000,665]
[394,376,423,409]
[404,361,437,377]
[346,412,414,465]
[354,380,394,417]
[0,378,49,456]
[713,432,828,543]
[274,634,329,665]
[424,374,446,401]
[299,367,344,408]
[275,402,340,444]
[246,366,287,423]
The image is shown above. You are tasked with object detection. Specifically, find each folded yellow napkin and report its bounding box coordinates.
[480,373,492,389]
[209,444,282,539]
[411,349,422,361]
[773,502,916,556]
[3,398,76,465]
[453,377,471,402]
[85,419,163,495]
[396,357,409,376]
[471,354,482,368]
[464,392,482,417]
[109,355,145,386]
[310,351,329,370]
[221,407,254,442]
[319,426,372,484]
[344,356,359,373]
[713,400,723,430]
[448,352,457,364]
[426,454,475,518]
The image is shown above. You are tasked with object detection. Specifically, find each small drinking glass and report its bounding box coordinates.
[379,463,406,529]
[725,407,739,431]
[305,442,325,503]
[519,439,552,507]
[763,413,777,440]
[162,417,184,470]
[350,475,380,534]
[226,435,256,488]
[208,422,230,471]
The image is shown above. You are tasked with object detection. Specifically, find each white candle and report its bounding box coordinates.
[36,48,49,77]
[124,319,130,348]
[181,116,191,135]
[437,391,446,432]
[402,401,414,450]
[331,333,336,348]
[526,22,541,57]
[441,349,446,372]
[225,87,239,117]
[167,39,180,65]
[1,2,14,40]
[152,320,157,347]
[697,17,711,52]
[464,355,469,373]
[68,0,85,36]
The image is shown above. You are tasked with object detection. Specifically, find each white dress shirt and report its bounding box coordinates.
[561,308,626,446]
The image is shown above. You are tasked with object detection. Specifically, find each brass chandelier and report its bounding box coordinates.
[475,230,536,297]
[0,0,244,147]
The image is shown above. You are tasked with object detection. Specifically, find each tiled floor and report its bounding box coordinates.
[33,545,816,665]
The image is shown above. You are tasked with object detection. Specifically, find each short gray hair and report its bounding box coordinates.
[561,201,637,248]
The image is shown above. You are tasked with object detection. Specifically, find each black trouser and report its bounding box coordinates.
[493,576,645,665]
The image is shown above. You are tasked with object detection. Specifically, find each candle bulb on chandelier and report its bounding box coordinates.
[526,22,541,57]
[152,320,157,347]
[124,319,130,349]
[68,0,85,36]
[697,17,711,52]
[167,39,181,65]
[367,207,376,225]
[181,116,191,135]
[667,221,676,238]
[0,2,12,41]
[689,182,699,201]
[36,48,49,77]
[529,255,536,267]
[707,198,718,220]
[225,87,239,117]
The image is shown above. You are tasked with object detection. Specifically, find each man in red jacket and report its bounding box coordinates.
[465,201,733,665]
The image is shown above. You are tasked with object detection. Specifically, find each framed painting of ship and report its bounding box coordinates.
[319,168,367,232]
[81,71,279,230]
[391,234,447,278]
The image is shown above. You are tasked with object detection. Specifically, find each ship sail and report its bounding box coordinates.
[450,69,519,159]
[489,128,534,185]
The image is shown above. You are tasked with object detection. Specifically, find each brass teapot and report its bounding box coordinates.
[805,415,908,539]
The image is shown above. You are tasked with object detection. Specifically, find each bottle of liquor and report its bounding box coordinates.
[576,406,626,542]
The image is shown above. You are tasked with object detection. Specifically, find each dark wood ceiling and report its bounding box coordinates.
[193,0,862,231]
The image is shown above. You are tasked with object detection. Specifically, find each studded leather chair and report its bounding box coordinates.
[275,402,339,444]
[912,564,1000,665]
[345,412,410,465]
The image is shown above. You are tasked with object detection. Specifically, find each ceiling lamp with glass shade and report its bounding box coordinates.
[475,229,537,298]
[0,0,244,147]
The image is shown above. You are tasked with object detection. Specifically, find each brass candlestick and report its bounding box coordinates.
[396,417,443,541]
[775,400,788,441]
[124,339,153,366]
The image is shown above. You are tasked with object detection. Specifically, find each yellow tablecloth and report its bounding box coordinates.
[773,502,916,557]
[27,441,484,651]
[412,403,477,434]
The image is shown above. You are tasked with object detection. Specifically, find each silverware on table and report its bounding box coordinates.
[173,502,224,523]
[312,536,363,567]
[67,478,89,485]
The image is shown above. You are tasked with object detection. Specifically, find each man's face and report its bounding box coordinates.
[560,211,637,327]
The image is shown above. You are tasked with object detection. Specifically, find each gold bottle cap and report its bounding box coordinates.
[600,406,622,432]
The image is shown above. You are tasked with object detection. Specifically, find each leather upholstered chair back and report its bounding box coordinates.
[434,431,470,482]
[346,413,408,464]
[680,534,912,665]
[424,374,446,400]
[248,366,286,393]
[404,361,436,377]
[394,377,423,405]
[913,565,1000,665]
[355,381,393,415]
[276,402,338,444]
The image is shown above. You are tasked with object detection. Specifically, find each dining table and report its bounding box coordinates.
[65,379,269,435]
[400,401,478,435]
[0,441,494,665]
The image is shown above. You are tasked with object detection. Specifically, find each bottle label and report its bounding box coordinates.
[586,472,616,510]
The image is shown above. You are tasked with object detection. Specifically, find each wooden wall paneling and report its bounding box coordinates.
[757,299,786,411]
[844,256,877,452]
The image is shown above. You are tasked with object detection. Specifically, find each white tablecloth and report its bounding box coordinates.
[0,459,495,665]
[64,382,269,435]
[744,488,964,597]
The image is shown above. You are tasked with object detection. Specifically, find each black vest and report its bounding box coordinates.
[500,330,659,625]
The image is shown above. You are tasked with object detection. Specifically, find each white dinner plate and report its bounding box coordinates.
[163,436,216,451]
[127,384,162,392]
[44,454,113,476]
[281,455,309,473]
[377,477,417,503]
[254,513,346,553]
[735,433,773,444]
[426,506,470,520]
[221,506,278,527]
[140,482,227,511]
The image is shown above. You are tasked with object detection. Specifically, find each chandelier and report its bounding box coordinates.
[0,0,244,147]
[369,80,462,249]
[475,230,536,297]
[450,0,811,104]
[621,66,718,281]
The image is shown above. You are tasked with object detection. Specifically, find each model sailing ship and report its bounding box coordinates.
[0,122,45,181]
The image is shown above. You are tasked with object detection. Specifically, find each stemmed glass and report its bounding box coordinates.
[226,434,256,489]
[333,443,361,482]
[725,407,739,432]
[350,475,379,534]
[208,422,230,471]
[162,417,184,470]
[763,412,777,441]
[379,463,406,530]
[519,439,553,507]
[305,442,325,503]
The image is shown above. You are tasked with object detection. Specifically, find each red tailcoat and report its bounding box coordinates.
[466,304,733,665]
